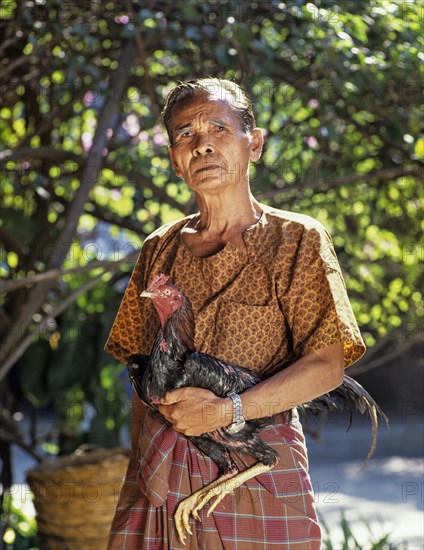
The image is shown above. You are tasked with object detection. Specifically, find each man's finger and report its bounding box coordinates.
[160,388,186,404]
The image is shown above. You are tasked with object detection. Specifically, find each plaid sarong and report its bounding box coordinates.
[108,410,321,549]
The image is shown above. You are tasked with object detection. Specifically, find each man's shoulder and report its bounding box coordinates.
[144,215,195,246]
[262,204,329,236]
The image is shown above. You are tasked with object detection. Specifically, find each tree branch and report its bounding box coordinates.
[128,2,160,120]
[67,39,135,227]
[0,40,137,371]
[1,54,38,80]
[0,411,43,462]
[0,429,42,462]
[0,271,108,381]
[1,146,186,214]
[0,251,138,293]
[0,146,82,164]
[257,166,421,201]
[85,201,151,235]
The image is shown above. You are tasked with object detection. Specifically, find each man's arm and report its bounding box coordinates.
[159,342,344,436]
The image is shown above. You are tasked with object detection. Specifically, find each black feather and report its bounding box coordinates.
[301,374,389,470]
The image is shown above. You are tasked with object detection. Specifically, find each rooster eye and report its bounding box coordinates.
[164,289,172,295]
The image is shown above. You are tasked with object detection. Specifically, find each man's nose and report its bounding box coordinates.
[193,134,214,156]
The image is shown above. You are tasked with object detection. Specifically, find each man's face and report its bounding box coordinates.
[168,93,263,193]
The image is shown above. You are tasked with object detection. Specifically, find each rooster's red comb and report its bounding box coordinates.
[148,273,171,291]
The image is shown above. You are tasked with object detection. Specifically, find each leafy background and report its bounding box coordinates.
[0,1,422,544]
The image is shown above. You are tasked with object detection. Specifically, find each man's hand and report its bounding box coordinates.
[158,387,233,436]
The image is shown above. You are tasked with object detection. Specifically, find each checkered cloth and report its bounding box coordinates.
[108,410,321,549]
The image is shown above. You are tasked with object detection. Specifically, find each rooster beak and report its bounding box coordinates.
[140,290,154,298]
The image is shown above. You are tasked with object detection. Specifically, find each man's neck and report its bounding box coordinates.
[181,192,262,257]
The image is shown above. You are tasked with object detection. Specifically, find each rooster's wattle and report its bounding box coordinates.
[127,273,387,544]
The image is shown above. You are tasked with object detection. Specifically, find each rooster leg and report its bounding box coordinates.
[175,470,236,544]
[175,461,277,545]
[205,461,277,515]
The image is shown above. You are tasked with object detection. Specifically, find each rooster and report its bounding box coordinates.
[127,273,387,544]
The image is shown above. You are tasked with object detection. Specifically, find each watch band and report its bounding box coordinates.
[225,393,246,434]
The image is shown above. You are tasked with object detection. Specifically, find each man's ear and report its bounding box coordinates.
[168,146,182,176]
[249,128,264,162]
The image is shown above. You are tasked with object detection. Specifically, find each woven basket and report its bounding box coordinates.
[26,446,129,550]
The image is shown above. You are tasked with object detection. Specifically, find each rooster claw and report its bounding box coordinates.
[175,502,193,545]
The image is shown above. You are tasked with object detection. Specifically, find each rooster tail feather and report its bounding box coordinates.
[303,374,389,469]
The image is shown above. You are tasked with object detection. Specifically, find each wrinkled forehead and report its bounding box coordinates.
[170,92,243,130]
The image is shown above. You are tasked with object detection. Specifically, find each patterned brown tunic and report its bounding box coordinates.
[105,204,365,549]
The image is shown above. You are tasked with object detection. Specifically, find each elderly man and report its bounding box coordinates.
[105,78,365,549]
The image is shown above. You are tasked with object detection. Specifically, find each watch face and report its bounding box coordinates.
[225,420,246,434]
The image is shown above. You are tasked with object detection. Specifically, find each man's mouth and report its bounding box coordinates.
[194,164,222,174]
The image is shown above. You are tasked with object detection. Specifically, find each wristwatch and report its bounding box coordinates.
[225,393,246,434]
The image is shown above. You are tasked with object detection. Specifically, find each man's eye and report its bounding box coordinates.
[181,131,191,137]
[217,125,225,131]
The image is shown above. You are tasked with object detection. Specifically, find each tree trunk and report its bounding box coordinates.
[0,41,137,381]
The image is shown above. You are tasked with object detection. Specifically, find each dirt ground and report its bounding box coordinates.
[306,410,424,549]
